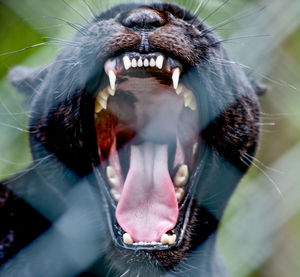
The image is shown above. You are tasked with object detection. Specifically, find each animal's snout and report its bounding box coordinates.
[121,8,166,30]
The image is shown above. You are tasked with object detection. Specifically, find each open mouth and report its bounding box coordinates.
[94,52,200,249]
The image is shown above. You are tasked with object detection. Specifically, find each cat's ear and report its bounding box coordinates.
[9,65,49,95]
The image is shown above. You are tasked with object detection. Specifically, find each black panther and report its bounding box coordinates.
[0,2,265,276]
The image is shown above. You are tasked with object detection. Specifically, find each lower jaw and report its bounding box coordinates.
[90,201,219,277]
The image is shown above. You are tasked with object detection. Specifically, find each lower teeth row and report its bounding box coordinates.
[123,232,177,246]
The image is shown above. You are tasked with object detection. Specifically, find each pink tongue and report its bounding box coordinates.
[116,143,178,242]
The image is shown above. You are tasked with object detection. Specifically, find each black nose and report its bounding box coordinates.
[122,8,166,30]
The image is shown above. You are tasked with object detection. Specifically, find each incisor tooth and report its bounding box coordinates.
[110,188,120,202]
[106,166,121,188]
[174,165,189,187]
[168,234,176,245]
[172,68,181,89]
[123,233,133,245]
[108,70,116,90]
[150,58,155,67]
[131,58,137,68]
[138,58,143,67]
[156,55,164,69]
[123,56,131,70]
[144,59,149,67]
[176,188,185,202]
[161,234,169,245]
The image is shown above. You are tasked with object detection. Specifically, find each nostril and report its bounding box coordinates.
[121,8,166,30]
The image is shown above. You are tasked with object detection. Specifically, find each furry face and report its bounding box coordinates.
[1,2,264,276]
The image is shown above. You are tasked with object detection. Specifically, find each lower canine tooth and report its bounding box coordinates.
[172,68,181,89]
[108,70,116,90]
[174,165,189,187]
[123,233,133,245]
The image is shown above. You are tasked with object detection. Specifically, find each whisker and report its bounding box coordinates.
[255,122,276,126]
[62,0,90,23]
[210,34,271,46]
[0,122,30,133]
[0,42,48,57]
[201,6,265,34]
[82,0,97,19]
[200,0,231,24]
[208,57,300,93]
[43,16,88,36]
[241,155,283,198]
[243,152,284,174]
[190,0,209,25]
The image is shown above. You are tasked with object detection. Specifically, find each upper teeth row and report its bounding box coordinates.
[123,55,164,70]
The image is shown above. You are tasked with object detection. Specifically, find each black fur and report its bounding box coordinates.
[0,3,262,276]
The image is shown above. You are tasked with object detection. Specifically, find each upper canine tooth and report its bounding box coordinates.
[123,233,134,245]
[150,58,156,67]
[174,164,189,187]
[138,58,143,67]
[156,55,164,69]
[144,59,149,67]
[131,58,137,68]
[123,56,131,70]
[172,68,181,89]
[108,70,116,90]
[106,166,121,188]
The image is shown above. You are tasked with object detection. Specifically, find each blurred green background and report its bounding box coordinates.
[0,0,300,276]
